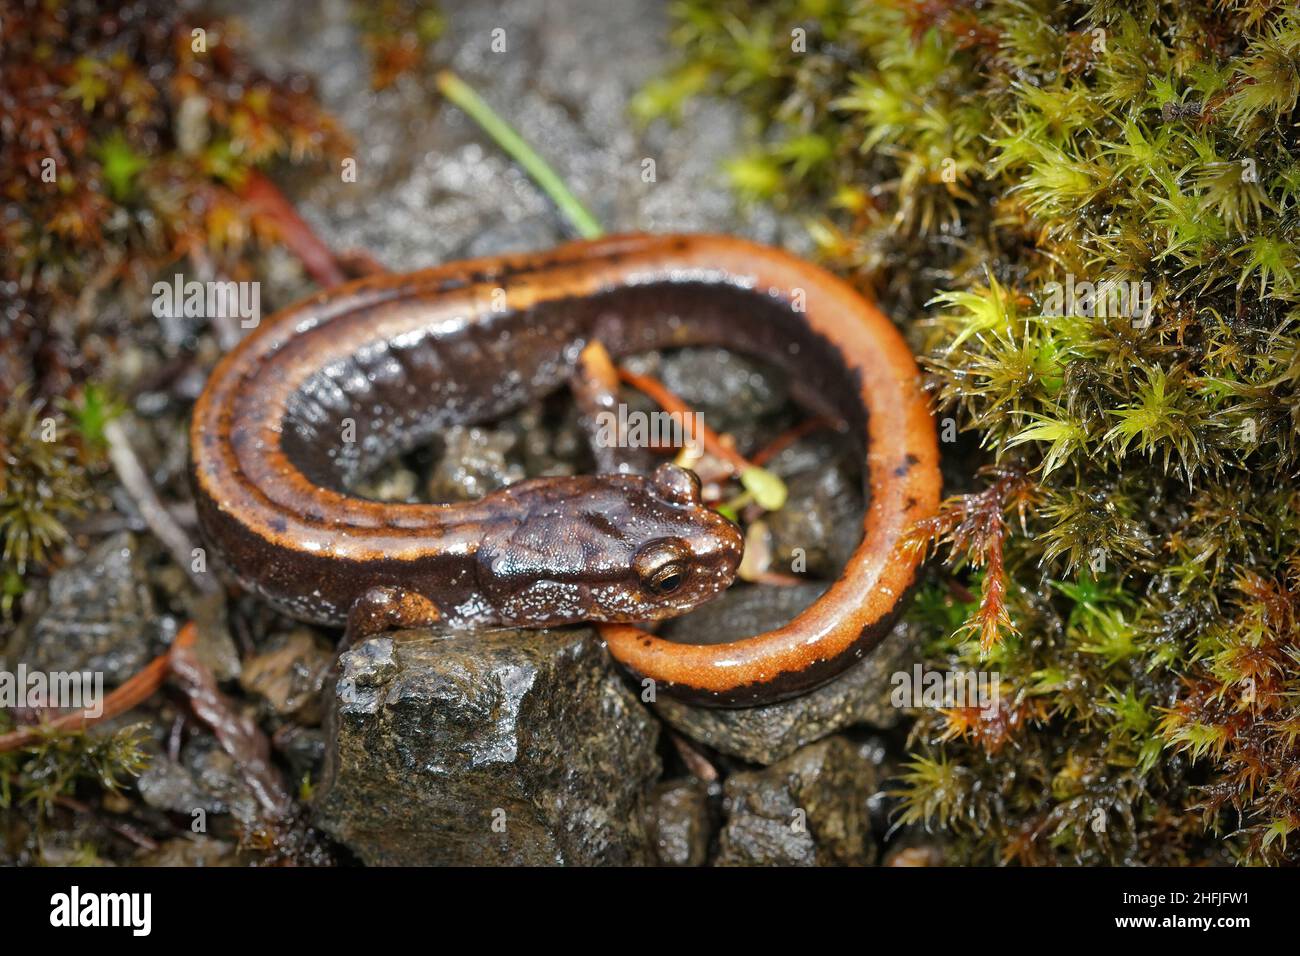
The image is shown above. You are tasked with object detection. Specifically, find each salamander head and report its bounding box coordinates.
[479,463,743,626]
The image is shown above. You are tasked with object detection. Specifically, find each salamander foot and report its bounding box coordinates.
[341,587,442,652]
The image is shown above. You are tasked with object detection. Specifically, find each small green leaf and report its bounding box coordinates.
[61,383,125,451]
[740,466,787,511]
[724,153,785,201]
[94,132,148,202]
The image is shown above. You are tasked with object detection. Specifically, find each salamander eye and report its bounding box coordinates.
[648,565,685,595]
[634,538,690,596]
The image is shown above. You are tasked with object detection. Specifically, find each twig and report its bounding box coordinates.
[168,636,293,822]
[751,570,806,587]
[68,501,198,537]
[52,795,160,853]
[0,623,198,753]
[667,731,718,783]
[435,70,604,239]
[167,714,186,764]
[104,417,217,594]
[335,248,389,277]
[570,342,657,474]
[617,366,788,510]
[616,367,749,473]
[751,416,834,466]
[187,248,242,350]
[239,170,348,288]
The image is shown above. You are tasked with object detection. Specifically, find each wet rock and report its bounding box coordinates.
[184,737,263,822]
[660,582,825,647]
[425,425,524,501]
[188,592,242,683]
[217,0,796,268]
[764,432,846,478]
[857,734,899,840]
[503,403,586,478]
[238,628,334,722]
[136,734,261,825]
[655,585,918,764]
[19,532,155,685]
[658,347,789,433]
[766,465,864,579]
[316,628,660,865]
[715,737,879,867]
[354,463,419,502]
[647,779,711,866]
[137,835,245,867]
[274,724,328,785]
[136,755,211,816]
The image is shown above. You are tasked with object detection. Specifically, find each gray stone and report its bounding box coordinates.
[659,582,827,647]
[655,585,918,764]
[19,532,155,685]
[715,737,879,867]
[763,433,847,478]
[353,463,420,503]
[137,756,212,817]
[658,347,790,433]
[764,439,868,580]
[767,464,865,579]
[505,404,585,479]
[136,836,245,867]
[425,425,524,502]
[276,724,327,785]
[647,779,711,866]
[238,628,335,722]
[214,0,800,267]
[188,592,243,683]
[136,734,262,825]
[315,629,660,865]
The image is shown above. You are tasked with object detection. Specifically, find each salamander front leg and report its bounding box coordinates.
[341,586,443,652]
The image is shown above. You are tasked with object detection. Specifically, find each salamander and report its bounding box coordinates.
[189,233,941,706]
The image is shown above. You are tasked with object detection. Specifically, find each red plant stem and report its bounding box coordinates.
[238,170,347,288]
[168,635,292,821]
[335,249,389,278]
[751,417,834,466]
[752,570,806,587]
[0,623,198,753]
[668,731,718,783]
[616,367,753,475]
[52,795,160,852]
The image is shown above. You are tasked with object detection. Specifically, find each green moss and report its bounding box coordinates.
[0,716,152,865]
[650,0,1300,864]
[92,132,149,203]
[60,383,125,455]
[0,720,151,816]
[0,1,351,862]
[352,0,446,90]
[0,0,349,404]
[0,395,94,587]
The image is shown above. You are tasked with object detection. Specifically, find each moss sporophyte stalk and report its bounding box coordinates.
[640,0,1300,864]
